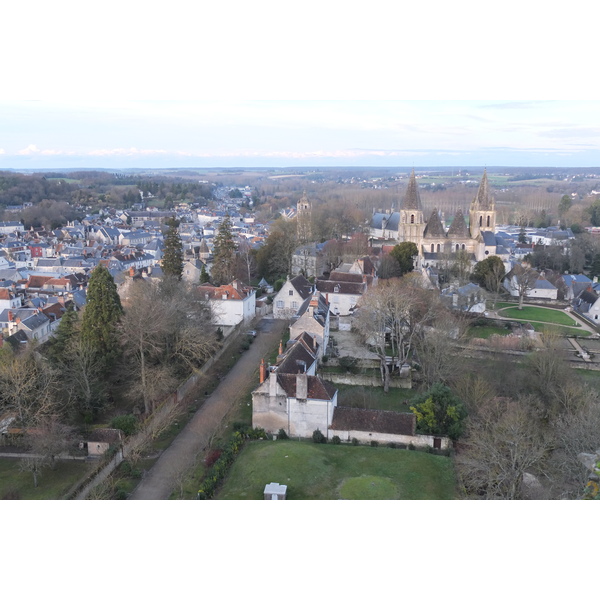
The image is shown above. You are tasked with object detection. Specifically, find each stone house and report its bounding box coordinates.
[272,275,313,320]
[198,279,256,327]
[289,291,330,358]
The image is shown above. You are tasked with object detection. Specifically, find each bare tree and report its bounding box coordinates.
[456,397,553,500]
[507,264,539,310]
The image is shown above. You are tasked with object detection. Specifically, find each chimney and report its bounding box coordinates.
[269,369,278,398]
[296,373,308,400]
[129,266,135,276]
[8,311,13,322]
[278,340,283,356]
[259,358,266,384]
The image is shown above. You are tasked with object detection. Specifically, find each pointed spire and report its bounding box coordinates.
[401,170,423,211]
[472,169,494,210]
[447,209,469,237]
[423,208,445,238]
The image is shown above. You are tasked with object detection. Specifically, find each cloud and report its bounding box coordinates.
[87,147,168,157]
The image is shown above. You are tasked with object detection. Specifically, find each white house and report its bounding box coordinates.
[272,275,313,320]
[198,279,256,327]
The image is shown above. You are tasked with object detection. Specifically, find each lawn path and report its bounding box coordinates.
[129,317,287,500]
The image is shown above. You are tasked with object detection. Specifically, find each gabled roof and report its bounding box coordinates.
[276,373,337,400]
[288,275,313,300]
[423,208,445,238]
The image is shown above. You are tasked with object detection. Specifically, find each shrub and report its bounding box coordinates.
[388,442,397,449]
[205,449,222,468]
[408,443,416,451]
[351,437,359,446]
[277,428,289,440]
[331,435,341,445]
[247,427,267,440]
[370,440,379,447]
[312,429,326,444]
[110,414,138,436]
[321,355,329,364]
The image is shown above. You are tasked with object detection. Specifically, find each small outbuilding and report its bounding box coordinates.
[264,482,287,500]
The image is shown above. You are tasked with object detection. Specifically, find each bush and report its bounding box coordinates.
[312,429,327,444]
[408,443,416,451]
[331,435,341,445]
[351,437,359,446]
[388,442,397,449]
[277,428,289,440]
[205,449,222,468]
[370,440,379,447]
[321,355,329,364]
[110,414,138,436]
[246,427,267,440]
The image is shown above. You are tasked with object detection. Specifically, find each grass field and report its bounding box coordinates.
[334,383,418,413]
[466,325,512,339]
[497,306,580,327]
[216,440,456,500]
[0,458,94,500]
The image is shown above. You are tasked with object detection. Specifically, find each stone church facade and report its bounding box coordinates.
[370,170,497,264]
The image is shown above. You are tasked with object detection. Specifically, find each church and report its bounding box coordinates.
[370,170,498,265]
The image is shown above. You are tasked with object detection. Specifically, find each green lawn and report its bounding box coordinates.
[466,325,512,339]
[497,306,579,327]
[0,458,94,500]
[334,383,418,413]
[216,440,456,500]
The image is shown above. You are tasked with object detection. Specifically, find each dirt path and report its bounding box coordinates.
[129,317,287,500]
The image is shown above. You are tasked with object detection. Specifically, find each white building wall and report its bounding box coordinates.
[328,429,451,450]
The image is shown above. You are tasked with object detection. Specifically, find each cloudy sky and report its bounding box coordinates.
[2,100,600,169]
[1,2,598,170]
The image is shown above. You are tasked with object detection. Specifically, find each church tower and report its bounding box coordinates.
[398,170,426,252]
[469,169,496,239]
[296,191,312,244]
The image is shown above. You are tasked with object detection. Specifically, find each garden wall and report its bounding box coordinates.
[323,373,412,389]
[328,428,451,450]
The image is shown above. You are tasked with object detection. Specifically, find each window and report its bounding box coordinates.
[431,244,434,253]
[456,244,459,252]
[437,244,441,252]
[410,214,414,224]
[292,301,298,309]
[276,300,284,308]
[288,290,293,296]
[479,216,483,227]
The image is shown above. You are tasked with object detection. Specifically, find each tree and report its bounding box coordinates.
[456,397,552,499]
[162,218,184,280]
[255,219,297,281]
[558,194,572,217]
[199,264,210,284]
[389,242,418,275]
[80,264,123,372]
[211,215,237,286]
[0,348,61,426]
[410,383,467,440]
[471,255,506,293]
[508,264,539,309]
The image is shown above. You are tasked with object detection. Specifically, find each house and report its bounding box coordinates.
[275,332,320,376]
[252,362,338,438]
[290,243,325,278]
[573,287,600,323]
[316,272,368,317]
[441,282,486,313]
[289,291,330,357]
[272,275,313,319]
[198,279,256,327]
[503,265,557,301]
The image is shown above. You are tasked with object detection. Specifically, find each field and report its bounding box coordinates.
[0,458,94,500]
[497,305,580,327]
[216,440,456,500]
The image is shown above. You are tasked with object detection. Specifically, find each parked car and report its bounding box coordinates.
[246,330,257,337]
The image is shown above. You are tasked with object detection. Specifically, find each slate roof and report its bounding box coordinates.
[534,278,557,290]
[289,275,313,300]
[276,373,337,400]
[331,407,416,436]
[401,171,423,211]
[276,338,318,375]
[472,170,494,210]
[447,209,469,238]
[423,208,445,238]
[316,280,365,295]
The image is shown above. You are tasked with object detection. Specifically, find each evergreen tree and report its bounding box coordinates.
[46,305,78,365]
[211,215,237,286]
[80,264,123,372]
[200,264,210,284]
[389,242,419,275]
[162,218,184,280]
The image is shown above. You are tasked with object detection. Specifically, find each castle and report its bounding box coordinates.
[370,170,498,264]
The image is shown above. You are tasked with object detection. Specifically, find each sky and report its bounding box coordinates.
[1,2,599,170]
[3,100,600,169]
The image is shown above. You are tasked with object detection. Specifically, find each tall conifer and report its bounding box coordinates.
[80,264,123,372]
[162,218,184,280]
[211,215,237,286]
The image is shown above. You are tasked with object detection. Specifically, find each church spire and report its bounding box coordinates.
[472,169,494,210]
[401,170,423,211]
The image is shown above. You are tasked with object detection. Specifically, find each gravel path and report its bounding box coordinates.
[129,317,287,500]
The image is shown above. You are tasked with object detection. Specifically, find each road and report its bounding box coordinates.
[129,317,287,500]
